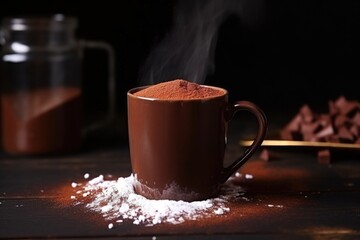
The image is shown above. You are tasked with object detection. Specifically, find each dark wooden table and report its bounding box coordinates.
[1,118,360,239]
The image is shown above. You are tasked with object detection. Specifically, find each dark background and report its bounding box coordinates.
[1,0,360,129]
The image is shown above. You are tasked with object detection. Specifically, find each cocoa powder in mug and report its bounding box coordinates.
[134,79,225,100]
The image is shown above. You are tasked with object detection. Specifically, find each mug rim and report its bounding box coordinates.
[127,84,228,102]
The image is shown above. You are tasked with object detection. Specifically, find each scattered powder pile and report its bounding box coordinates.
[71,174,245,226]
[134,79,224,100]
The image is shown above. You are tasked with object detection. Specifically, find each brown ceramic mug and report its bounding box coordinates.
[127,84,267,201]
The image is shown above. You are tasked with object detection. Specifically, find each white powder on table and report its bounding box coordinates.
[71,174,245,227]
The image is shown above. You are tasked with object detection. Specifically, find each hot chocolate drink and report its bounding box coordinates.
[1,87,82,155]
[128,80,267,201]
[134,79,225,100]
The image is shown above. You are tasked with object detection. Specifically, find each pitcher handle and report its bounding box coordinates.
[78,40,116,134]
[220,101,267,183]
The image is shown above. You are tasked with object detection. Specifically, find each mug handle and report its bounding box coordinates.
[219,101,267,183]
[78,40,116,134]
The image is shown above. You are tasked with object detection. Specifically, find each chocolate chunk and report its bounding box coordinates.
[317,149,331,165]
[301,122,321,134]
[302,131,316,142]
[281,96,360,145]
[349,125,360,137]
[334,115,349,128]
[317,114,332,127]
[325,135,340,143]
[328,100,338,116]
[316,125,334,139]
[352,112,360,126]
[335,96,359,116]
[299,104,314,123]
[334,96,348,110]
[337,126,354,143]
[259,149,278,162]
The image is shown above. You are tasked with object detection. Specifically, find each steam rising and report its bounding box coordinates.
[139,0,263,85]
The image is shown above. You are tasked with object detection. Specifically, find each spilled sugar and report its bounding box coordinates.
[70,174,246,226]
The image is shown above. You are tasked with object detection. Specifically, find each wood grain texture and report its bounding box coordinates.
[1,133,360,239]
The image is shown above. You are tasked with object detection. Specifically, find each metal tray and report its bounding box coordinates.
[239,139,360,150]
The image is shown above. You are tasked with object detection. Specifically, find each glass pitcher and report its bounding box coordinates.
[0,14,116,155]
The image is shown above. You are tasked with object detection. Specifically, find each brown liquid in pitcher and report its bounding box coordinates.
[1,87,82,155]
